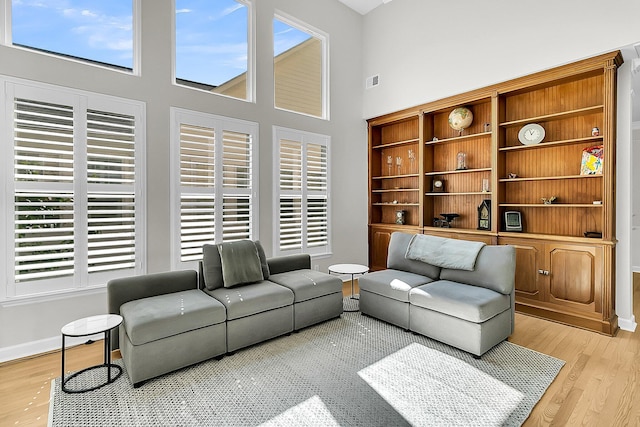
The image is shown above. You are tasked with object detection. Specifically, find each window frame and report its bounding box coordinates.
[170,107,259,272]
[0,76,147,302]
[273,125,331,258]
[1,0,142,76]
[273,11,330,120]
[171,0,256,103]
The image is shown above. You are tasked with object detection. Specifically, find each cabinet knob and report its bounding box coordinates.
[538,269,550,275]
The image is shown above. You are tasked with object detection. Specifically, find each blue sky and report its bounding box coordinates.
[12,0,312,86]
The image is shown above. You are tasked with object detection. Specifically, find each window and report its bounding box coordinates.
[171,108,258,270]
[273,126,330,256]
[174,0,254,101]
[1,78,146,300]
[273,12,328,119]
[5,0,139,72]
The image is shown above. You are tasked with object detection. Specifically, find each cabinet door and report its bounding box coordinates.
[499,237,545,302]
[547,243,602,314]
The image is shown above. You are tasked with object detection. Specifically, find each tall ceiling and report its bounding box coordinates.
[338,0,390,15]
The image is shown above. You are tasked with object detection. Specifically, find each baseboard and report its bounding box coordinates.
[618,315,637,332]
[0,333,103,364]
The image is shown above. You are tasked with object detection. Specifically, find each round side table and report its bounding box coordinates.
[61,314,123,393]
[328,263,369,312]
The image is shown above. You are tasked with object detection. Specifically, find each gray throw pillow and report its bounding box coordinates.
[219,240,264,288]
[202,244,224,291]
[254,240,270,280]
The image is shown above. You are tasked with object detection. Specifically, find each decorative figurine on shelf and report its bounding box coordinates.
[456,152,467,170]
[508,173,518,179]
[396,156,402,175]
[395,210,406,225]
[448,107,473,136]
[592,127,600,137]
[484,123,492,133]
[408,149,415,171]
[482,178,490,192]
[434,213,460,228]
[432,136,439,142]
[387,155,393,175]
[541,196,557,205]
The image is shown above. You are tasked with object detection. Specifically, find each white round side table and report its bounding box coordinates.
[328,263,369,312]
[61,314,123,393]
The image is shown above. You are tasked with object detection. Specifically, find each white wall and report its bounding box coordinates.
[0,0,367,361]
[361,0,640,331]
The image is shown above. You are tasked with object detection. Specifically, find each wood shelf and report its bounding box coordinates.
[499,105,604,127]
[499,136,603,152]
[372,188,419,193]
[372,203,420,207]
[425,167,491,176]
[372,138,420,149]
[499,203,603,208]
[371,173,420,180]
[426,192,492,196]
[500,174,602,182]
[425,131,491,145]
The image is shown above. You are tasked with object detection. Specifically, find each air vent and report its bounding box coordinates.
[366,74,380,89]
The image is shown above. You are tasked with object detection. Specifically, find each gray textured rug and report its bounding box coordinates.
[49,301,564,426]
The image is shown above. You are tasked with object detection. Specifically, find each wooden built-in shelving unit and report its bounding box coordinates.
[367,51,623,335]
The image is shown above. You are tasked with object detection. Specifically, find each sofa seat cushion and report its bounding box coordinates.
[205,280,294,321]
[268,269,342,303]
[358,269,434,302]
[121,290,226,346]
[410,280,510,323]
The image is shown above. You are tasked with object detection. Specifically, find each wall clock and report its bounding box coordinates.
[518,123,545,145]
[477,199,491,230]
[432,178,444,193]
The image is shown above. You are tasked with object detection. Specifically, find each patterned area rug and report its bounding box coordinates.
[49,299,564,426]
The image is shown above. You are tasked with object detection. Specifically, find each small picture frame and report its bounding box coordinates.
[504,211,522,232]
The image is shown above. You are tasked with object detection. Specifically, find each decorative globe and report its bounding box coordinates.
[448,107,473,133]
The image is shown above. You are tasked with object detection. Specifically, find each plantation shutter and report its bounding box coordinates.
[274,127,330,256]
[306,143,328,248]
[86,109,136,272]
[179,124,215,262]
[222,130,253,241]
[278,140,303,251]
[13,98,75,282]
[173,111,258,268]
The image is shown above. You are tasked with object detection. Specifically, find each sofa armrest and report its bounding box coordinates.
[267,254,311,275]
[107,270,199,315]
[107,270,198,350]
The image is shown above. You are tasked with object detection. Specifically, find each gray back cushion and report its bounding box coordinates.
[387,232,440,280]
[219,240,264,288]
[439,245,515,295]
[202,241,269,291]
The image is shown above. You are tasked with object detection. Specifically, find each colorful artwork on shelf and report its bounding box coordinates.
[580,145,603,175]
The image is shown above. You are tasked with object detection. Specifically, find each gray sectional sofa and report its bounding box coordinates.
[107,240,343,387]
[359,232,516,357]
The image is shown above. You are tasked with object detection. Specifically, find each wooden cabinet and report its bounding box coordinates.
[499,236,615,334]
[367,51,622,334]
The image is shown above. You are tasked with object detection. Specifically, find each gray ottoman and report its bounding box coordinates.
[119,289,227,386]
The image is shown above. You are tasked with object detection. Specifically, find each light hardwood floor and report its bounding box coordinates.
[1,279,638,426]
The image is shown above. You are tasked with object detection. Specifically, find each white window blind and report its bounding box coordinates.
[274,126,330,256]
[171,109,258,270]
[86,109,136,273]
[2,79,145,300]
[14,99,75,283]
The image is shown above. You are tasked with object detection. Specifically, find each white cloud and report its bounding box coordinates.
[176,8,192,14]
